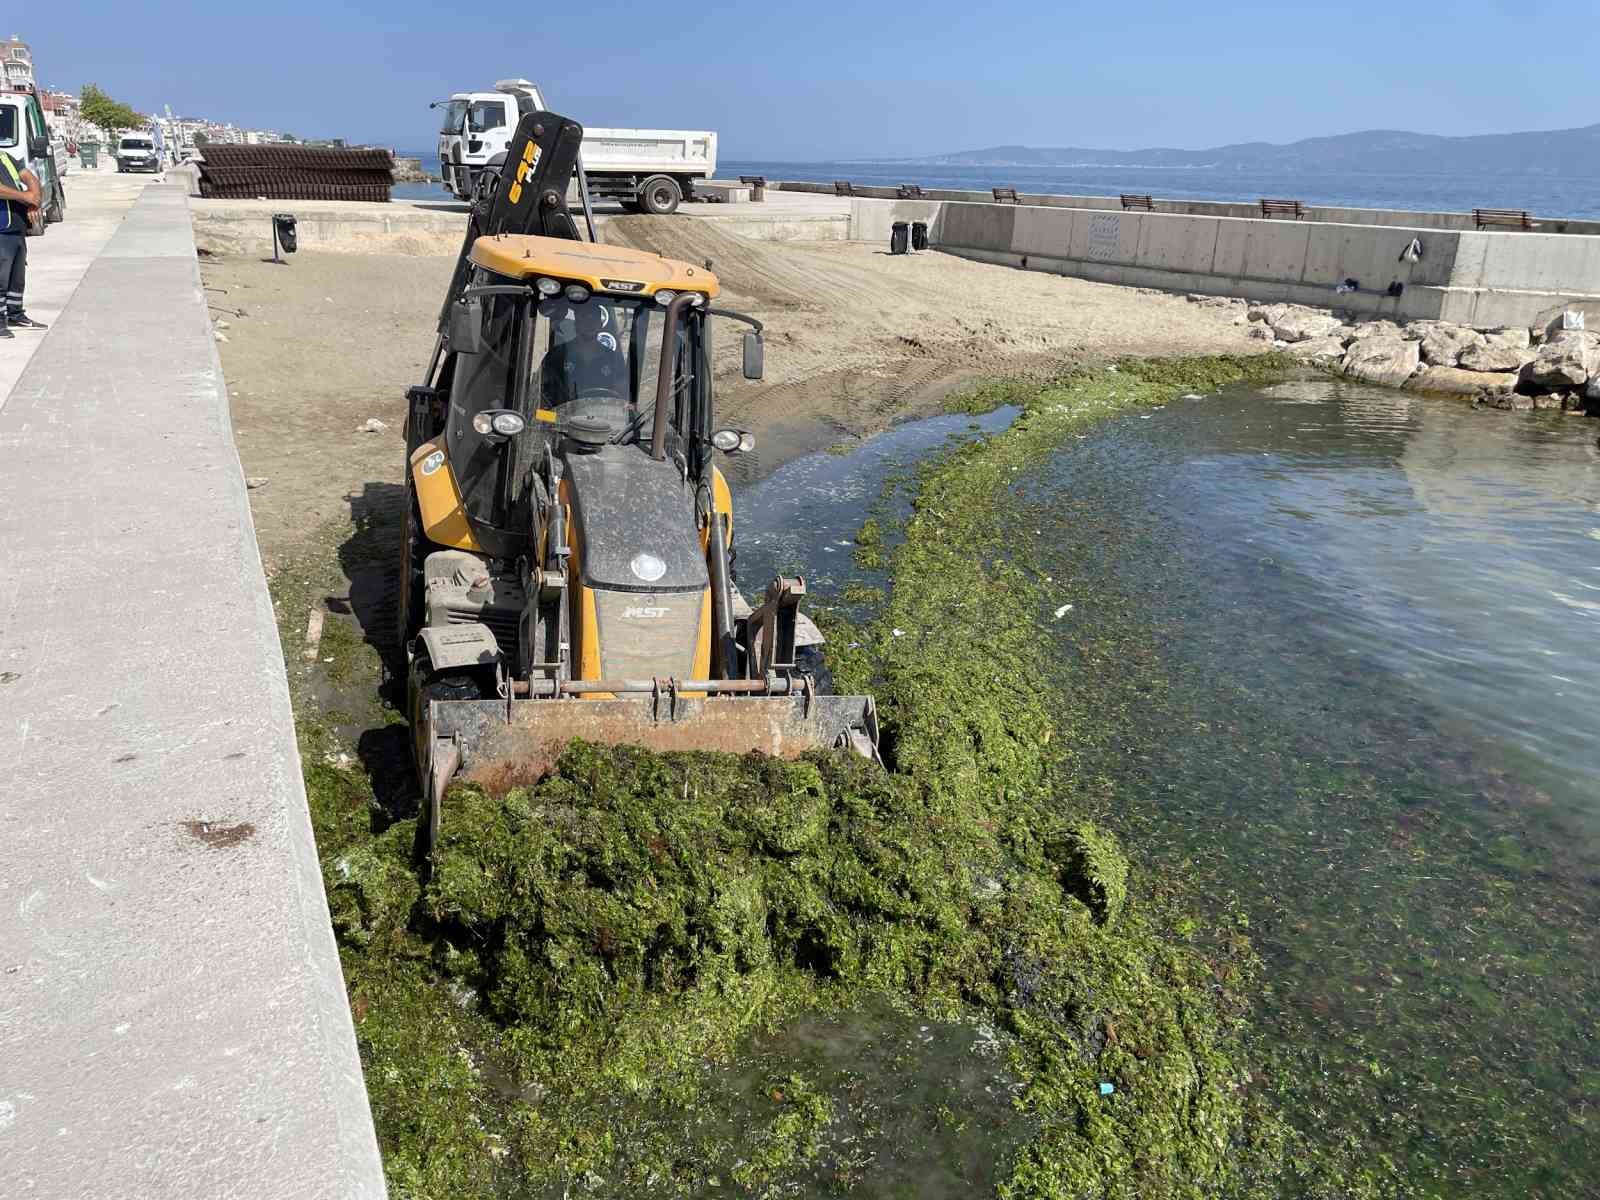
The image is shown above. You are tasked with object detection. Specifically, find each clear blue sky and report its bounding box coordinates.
[21,1,1598,159]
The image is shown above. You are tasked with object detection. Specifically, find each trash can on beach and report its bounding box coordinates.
[911,221,928,251]
[79,141,100,169]
[889,221,909,255]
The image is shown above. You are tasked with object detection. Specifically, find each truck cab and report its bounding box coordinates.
[434,80,715,215]
[0,90,65,225]
[435,79,546,202]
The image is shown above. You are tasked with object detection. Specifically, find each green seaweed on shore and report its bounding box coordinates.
[288,354,1312,1197]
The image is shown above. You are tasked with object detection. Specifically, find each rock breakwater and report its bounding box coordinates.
[1201,295,1600,412]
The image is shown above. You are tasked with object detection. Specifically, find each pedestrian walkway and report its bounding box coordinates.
[0,166,151,410]
[0,184,384,1198]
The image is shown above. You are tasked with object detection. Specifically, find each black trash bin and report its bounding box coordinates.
[911,221,928,251]
[889,221,909,255]
[272,212,298,262]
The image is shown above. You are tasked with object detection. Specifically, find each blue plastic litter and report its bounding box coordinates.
[1099,1082,1115,1096]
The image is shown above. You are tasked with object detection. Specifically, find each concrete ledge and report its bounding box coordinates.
[850,198,1600,327]
[0,186,385,1198]
[782,179,1600,236]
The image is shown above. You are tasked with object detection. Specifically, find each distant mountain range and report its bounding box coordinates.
[904,124,1600,175]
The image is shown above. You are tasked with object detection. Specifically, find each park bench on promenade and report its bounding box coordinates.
[1120,193,1155,211]
[1260,198,1306,220]
[1474,208,1538,231]
[738,175,766,201]
[897,183,925,199]
[993,186,1020,204]
[833,180,854,197]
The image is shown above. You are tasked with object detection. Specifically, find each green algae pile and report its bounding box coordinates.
[300,355,1309,1197]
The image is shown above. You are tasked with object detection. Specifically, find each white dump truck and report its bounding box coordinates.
[434,80,716,214]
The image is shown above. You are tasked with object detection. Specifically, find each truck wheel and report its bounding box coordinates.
[638,175,682,216]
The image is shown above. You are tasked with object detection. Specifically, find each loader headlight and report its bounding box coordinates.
[655,289,676,306]
[536,277,561,296]
[564,284,590,303]
[712,428,755,454]
[473,410,526,437]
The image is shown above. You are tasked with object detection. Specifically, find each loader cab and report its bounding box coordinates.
[437,234,759,554]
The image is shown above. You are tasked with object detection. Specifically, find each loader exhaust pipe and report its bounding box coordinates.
[707,508,741,678]
[652,292,699,461]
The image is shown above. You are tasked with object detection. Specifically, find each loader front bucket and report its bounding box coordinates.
[416,693,879,858]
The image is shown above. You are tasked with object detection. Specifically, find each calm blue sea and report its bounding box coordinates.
[392,151,1600,219]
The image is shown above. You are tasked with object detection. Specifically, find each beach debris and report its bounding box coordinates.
[1054,604,1074,618]
[358,418,388,433]
[1100,1082,1116,1097]
[245,476,269,489]
[1181,393,1203,400]
[891,628,906,638]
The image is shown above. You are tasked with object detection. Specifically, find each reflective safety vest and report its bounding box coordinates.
[0,153,28,234]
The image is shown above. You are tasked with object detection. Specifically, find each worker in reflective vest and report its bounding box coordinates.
[0,150,45,338]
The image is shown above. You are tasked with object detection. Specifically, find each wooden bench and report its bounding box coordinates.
[737,174,766,201]
[1259,198,1305,220]
[992,186,1020,204]
[1474,207,1538,230]
[1120,193,1155,211]
[897,183,925,199]
[832,180,854,197]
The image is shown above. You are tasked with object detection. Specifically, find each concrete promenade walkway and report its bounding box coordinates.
[0,166,153,408]
[0,185,384,1196]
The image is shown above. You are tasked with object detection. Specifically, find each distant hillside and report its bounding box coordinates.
[913,124,1600,175]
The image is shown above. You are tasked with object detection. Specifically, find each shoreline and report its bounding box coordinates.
[273,354,1303,1196]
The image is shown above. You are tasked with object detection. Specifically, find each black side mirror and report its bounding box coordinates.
[449,297,484,354]
[742,331,764,381]
[27,135,48,160]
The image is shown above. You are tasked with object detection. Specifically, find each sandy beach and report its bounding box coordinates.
[200,217,1261,570]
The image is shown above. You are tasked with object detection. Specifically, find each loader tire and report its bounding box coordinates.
[638,175,682,216]
[409,651,484,862]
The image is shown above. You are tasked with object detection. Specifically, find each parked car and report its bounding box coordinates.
[0,90,65,224]
[116,134,160,173]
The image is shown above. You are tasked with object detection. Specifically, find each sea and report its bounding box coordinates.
[392,150,1600,218]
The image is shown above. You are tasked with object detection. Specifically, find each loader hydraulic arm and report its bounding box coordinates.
[435,110,589,337]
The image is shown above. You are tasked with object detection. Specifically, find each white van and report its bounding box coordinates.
[116,134,159,173]
[0,90,64,225]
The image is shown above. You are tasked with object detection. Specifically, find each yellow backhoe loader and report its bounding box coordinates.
[400,111,878,857]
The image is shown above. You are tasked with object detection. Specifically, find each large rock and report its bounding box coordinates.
[1271,308,1345,343]
[1407,366,1519,396]
[1289,336,1349,365]
[1525,331,1598,389]
[1345,320,1405,344]
[1341,337,1420,387]
[1419,325,1485,367]
[1459,330,1535,373]
[1247,302,1292,325]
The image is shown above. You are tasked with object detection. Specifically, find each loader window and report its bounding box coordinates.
[448,291,540,534]
[534,296,664,434]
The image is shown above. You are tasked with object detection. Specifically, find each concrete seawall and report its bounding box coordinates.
[780,179,1600,237]
[851,198,1600,328]
[0,185,385,1197]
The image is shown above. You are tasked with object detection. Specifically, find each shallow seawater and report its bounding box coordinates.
[736,376,1600,1194]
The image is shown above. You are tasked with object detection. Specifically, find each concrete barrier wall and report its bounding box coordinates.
[0,186,386,1198]
[783,179,1600,236]
[851,197,1600,328]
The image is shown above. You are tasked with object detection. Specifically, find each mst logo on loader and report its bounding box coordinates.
[506,141,544,206]
[624,598,671,619]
